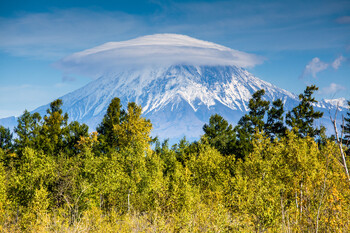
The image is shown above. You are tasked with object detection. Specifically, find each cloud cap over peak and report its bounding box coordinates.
[55,34,264,78]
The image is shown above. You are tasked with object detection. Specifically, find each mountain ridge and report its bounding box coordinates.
[0,33,347,140]
[2,64,345,141]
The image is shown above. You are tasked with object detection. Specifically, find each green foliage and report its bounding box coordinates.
[14,110,41,153]
[187,141,230,200]
[97,97,126,153]
[0,126,12,151]
[0,162,7,209]
[1,92,350,232]
[231,131,350,232]
[39,99,68,156]
[64,121,89,156]
[202,114,236,156]
[237,89,270,134]
[265,98,287,139]
[343,100,350,147]
[113,102,152,151]
[235,89,270,159]
[286,85,324,138]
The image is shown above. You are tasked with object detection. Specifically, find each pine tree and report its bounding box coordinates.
[64,121,89,156]
[286,85,324,138]
[39,99,68,156]
[237,89,270,134]
[342,100,350,145]
[0,126,12,151]
[97,97,126,153]
[202,114,236,156]
[14,110,42,152]
[235,89,270,159]
[265,99,286,139]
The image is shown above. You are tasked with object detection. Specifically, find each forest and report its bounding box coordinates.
[0,85,350,232]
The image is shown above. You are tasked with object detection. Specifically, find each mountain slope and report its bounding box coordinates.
[1,64,346,140]
[29,65,301,139]
[0,34,347,140]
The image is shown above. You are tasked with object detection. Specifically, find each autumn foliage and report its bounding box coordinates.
[0,87,349,232]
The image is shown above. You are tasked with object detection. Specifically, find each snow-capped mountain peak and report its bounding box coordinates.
[0,34,346,141]
[31,64,300,139]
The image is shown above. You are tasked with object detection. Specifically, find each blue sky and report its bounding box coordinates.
[0,0,349,118]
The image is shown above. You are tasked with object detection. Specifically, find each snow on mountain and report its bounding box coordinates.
[0,34,347,140]
[318,98,348,109]
[30,64,300,139]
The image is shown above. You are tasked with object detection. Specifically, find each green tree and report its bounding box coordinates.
[113,102,152,151]
[171,137,194,166]
[97,97,126,153]
[202,114,236,156]
[8,147,55,208]
[286,85,324,138]
[39,99,68,156]
[95,102,153,213]
[14,110,41,152]
[265,99,286,139]
[342,100,350,147]
[235,89,270,159]
[64,121,89,156]
[238,89,270,134]
[188,141,230,201]
[0,126,12,151]
[0,162,7,210]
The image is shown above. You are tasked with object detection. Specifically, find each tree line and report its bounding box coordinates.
[0,85,349,232]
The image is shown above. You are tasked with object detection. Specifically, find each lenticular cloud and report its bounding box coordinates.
[55,34,264,78]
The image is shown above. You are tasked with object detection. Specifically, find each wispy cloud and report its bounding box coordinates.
[55,34,264,78]
[332,55,346,69]
[301,55,347,78]
[301,57,329,78]
[319,83,346,95]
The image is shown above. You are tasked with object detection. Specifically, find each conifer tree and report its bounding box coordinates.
[40,99,68,155]
[343,100,350,147]
[14,110,41,151]
[171,137,192,166]
[0,126,12,151]
[202,114,236,156]
[97,97,126,152]
[235,89,270,159]
[265,99,286,139]
[64,121,89,156]
[237,89,270,134]
[286,85,324,138]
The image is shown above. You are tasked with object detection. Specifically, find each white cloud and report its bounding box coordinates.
[54,34,264,78]
[319,83,346,95]
[332,55,346,69]
[301,57,329,78]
